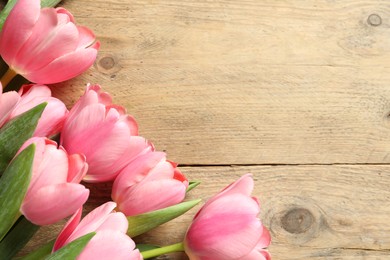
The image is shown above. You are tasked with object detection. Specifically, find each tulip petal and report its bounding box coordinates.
[26,143,69,197]
[76,26,96,49]
[53,208,82,251]
[110,136,154,181]
[62,103,106,143]
[186,213,262,259]
[33,98,67,136]
[258,226,271,249]
[218,173,254,198]
[24,47,98,84]
[20,21,79,72]
[0,0,40,66]
[55,7,75,23]
[77,230,138,260]
[68,202,117,242]
[0,90,20,128]
[197,174,254,218]
[95,212,128,234]
[16,85,52,107]
[117,179,186,216]
[67,153,88,183]
[21,183,89,226]
[238,227,271,260]
[13,8,59,71]
[112,152,165,196]
[10,85,68,137]
[195,194,259,221]
[61,87,101,127]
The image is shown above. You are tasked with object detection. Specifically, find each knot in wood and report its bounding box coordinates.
[95,54,121,75]
[99,56,116,70]
[281,208,314,234]
[367,14,382,27]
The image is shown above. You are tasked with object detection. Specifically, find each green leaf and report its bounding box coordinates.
[41,0,63,8]
[45,232,95,260]
[0,216,39,259]
[0,0,17,31]
[136,244,160,252]
[0,103,46,173]
[0,0,62,31]
[127,199,201,237]
[0,144,35,241]
[186,181,201,193]
[17,240,55,260]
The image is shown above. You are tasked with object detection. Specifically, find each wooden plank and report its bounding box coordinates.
[50,0,390,164]
[21,165,390,259]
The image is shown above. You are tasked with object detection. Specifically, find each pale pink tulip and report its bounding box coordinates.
[0,0,99,84]
[9,84,68,137]
[18,137,89,225]
[0,83,19,128]
[61,85,152,182]
[112,151,188,216]
[53,202,142,260]
[184,174,271,260]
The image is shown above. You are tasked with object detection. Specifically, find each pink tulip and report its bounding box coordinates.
[0,0,99,84]
[10,84,68,137]
[112,151,188,216]
[61,84,152,182]
[53,202,142,260]
[0,83,19,128]
[18,137,89,225]
[184,174,271,260]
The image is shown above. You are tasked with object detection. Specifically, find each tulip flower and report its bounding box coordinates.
[9,84,68,137]
[0,83,19,128]
[53,202,142,260]
[18,137,89,225]
[112,151,188,216]
[61,84,152,182]
[0,0,99,85]
[184,174,271,260]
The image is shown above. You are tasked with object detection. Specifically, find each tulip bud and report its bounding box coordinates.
[61,84,152,182]
[18,137,89,225]
[10,84,68,137]
[53,202,142,260]
[184,174,271,259]
[0,0,99,84]
[112,151,188,216]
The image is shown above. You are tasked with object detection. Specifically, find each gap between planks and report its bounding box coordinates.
[180,163,390,167]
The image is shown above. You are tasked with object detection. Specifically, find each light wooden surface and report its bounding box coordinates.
[25,0,390,259]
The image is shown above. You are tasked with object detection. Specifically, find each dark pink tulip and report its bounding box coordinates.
[10,84,68,137]
[184,174,271,260]
[18,137,89,225]
[112,151,188,216]
[61,85,152,182]
[53,202,142,260]
[0,0,99,84]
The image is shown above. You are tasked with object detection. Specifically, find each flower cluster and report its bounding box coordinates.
[0,0,270,259]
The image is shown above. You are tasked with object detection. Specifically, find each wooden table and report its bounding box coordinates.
[24,0,390,259]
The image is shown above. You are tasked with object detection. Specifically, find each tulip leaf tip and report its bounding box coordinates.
[186,181,201,193]
[127,199,202,237]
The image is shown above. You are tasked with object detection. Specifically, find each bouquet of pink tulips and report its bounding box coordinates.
[0,0,271,259]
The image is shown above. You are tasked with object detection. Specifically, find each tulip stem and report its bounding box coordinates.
[1,68,17,87]
[141,242,184,259]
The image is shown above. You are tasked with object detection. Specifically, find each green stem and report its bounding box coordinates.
[0,68,17,88]
[141,242,185,259]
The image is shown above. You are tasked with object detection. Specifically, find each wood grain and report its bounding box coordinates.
[22,165,390,259]
[51,0,390,165]
[18,0,390,259]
